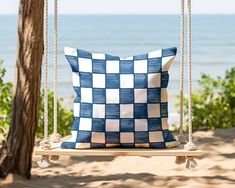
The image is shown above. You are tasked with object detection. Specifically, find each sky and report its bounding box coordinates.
[0,0,235,15]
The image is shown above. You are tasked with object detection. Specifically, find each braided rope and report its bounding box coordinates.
[184,0,198,151]
[177,0,187,145]
[179,0,185,136]
[50,0,61,144]
[187,0,193,143]
[53,0,58,135]
[43,0,49,141]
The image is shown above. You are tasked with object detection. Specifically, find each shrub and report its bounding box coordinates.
[180,67,235,130]
[37,91,73,138]
[0,60,73,143]
[0,60,13,138]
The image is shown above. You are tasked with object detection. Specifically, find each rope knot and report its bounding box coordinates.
[39,139,51,150]
[184,141,198,151]
[50,132,61,143]
[186,156,198,169]
[37,155,50,168]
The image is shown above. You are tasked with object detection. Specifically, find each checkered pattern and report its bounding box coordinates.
[61,47,179,149]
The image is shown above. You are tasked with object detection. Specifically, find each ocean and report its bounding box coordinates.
[0,15,235,115]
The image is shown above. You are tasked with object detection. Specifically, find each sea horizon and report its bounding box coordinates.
[0,14,234,118]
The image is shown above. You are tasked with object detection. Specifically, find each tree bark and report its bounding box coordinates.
[0,0,44,179]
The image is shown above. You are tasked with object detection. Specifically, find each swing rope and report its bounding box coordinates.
[43,0,49,142]
[38,0,51,153]
[176,0,198,167]
[38,0,59,166]
[50,0,61,143]
[177,0,198,151]
[184,0,198,151]
[177,0,187,145]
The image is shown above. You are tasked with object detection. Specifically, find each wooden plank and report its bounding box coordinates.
[34,143,202,157]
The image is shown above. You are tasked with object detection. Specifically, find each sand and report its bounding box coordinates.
[1,128,235,188]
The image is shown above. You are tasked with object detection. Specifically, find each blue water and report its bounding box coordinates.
[0,15,235,113]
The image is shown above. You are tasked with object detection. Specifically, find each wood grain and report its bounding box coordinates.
[34,144,202,157]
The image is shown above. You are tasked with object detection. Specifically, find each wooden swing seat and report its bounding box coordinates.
[34,143,202,157]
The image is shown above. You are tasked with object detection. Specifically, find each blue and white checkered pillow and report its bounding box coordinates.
[62,47,179,149]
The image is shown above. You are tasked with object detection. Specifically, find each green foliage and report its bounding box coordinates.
[37,91,73,138]
[0,60,13,137]
[0,61,73,142]
[179,67,235,130]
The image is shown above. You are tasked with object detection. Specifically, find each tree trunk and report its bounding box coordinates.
[0,0,44,179]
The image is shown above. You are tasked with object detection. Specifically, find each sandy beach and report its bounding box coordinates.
[1,128,234,188]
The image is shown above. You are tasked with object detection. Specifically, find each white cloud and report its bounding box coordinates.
[0,0,235,15]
